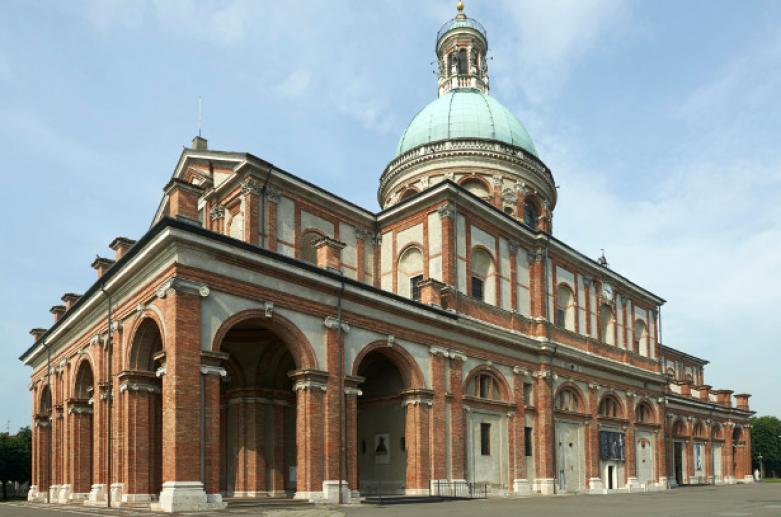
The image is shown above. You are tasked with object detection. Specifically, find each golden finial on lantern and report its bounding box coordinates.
[457,1,465,13]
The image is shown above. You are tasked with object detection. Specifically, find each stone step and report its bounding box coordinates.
[225,497,315,509]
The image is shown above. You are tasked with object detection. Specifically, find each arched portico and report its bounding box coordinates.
[69,359,95,499]
[352,342,429,495]
[211,310,320,500]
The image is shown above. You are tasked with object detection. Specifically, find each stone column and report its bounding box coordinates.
[448,354,466,480]
[511,367,529,494]
[534,369,555,494]
[156,278,211,512]
[344,376,363,498]
[290,370,328,500]
[402,390,433,494]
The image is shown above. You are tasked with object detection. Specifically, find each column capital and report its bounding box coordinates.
[323,316,350,332]
[289,369,329,392]
[240,178,263,196]
[264,188,281,203]
[200,365,227,377]
[438,203,455,219]
[512,366,530,376]
[209,205,226,221]
[156,277,210,299]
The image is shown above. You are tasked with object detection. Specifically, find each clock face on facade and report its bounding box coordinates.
[602,283,613,300]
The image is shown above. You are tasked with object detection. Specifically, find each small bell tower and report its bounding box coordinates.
[436,2,489,96]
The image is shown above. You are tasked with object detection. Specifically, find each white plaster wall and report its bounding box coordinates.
[300,210,334,237]
[364,242,375,285]
[499,238,511,311]
[428,212,441,256]
[577,276,587,336]
[457,215,467,293]
[397,223,423,252]
[340,222,357,270]
[516,251,530,316]
[466,410,508,487]
[381,231,393,290]
[470,225,495,252]
[277,196,296,245]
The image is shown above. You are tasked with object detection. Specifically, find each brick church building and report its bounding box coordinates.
[21,3,754,512]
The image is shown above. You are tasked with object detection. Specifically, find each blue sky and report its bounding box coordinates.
[1,0,780,431]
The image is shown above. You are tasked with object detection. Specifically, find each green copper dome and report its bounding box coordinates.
[395,88,538,158]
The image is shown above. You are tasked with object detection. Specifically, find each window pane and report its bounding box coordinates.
[525,426,533,457]
[471,276,484,300]
[480,423,491,455]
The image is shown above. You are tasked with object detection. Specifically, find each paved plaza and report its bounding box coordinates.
[2,484,781,517]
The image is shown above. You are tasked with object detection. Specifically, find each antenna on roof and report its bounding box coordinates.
[197,96,203,138]
[598,249,608,267]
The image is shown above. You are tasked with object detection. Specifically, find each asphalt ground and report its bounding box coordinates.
[1,482,779,517]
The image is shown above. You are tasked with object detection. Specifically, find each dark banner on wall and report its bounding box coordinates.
[599,431,625,461]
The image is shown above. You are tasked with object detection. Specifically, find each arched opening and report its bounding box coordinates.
[554,386,583,413]
[72,361,94,496]
[300,230,324,265]
[355,349,409,495]
[671,418,687,485]
[465,370,508,402]
[633,320,649,356]
[732,427,744,478]
[124,318,164,499]
[635,401,654,424]
[599,305,616,346]
[35,385,52,494]
[397,246,424,300]
[227,204,244,240]
[470,247,496,304]
[457,48,468,75]
[598,395,623,419]
[554,284,576,331]
[523,201,538,229]
[219,317,298,497]
[460,177,490,199]
[398,188,419,202]
[554,386,586,492]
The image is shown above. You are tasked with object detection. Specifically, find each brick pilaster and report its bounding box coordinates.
[403,390,432,490]
[534,369,555,481]
[429,350,447,481]
[290,370,328,495]
[448,356,465,479]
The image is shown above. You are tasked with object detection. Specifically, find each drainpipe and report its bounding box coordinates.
[99,284,113,508]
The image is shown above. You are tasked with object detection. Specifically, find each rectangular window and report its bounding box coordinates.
[525,426,533,457]
[471,276,484,301]
[555,307,565,328]
[523,382,534,406]
[410,274,424,301]
[480,423,491,456]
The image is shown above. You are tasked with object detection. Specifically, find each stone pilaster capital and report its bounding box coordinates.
[119,381,161,394]
[386,335,395,347]
[209,205,226,221]
[492,174,503,186]
[293,379,327,392]
[344,387,363,397]
[200,365,227,377]
[532,370,550,380]
[156,277,210,299]
[355,227,373,242]
[582,276,593,288]
[589,383,600,391]
[240,178,263,196]
[323,316,350,333]
[512,366,530,376]
[508,241,520,255]
[626,391,636,398]
[527,249,545,264]
[438,203,455,219]
[155,364,166,378]
[429,346,449,357]
[264,188,281,203]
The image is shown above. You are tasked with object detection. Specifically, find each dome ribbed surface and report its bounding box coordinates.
[395,89,538,158]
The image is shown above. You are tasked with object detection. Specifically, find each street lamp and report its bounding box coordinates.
[758,454,764,480]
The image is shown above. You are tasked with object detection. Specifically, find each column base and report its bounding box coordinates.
[27,485,48,503]
[725,475,736,485]
[588,477,604,494]
[512,479,531,495]
[322,480,353,503]
[68,492,89,502]
[48,485,60,503]
[155,481,210,513]
[741,475,754,484]
[533,478,555,495]
[85,483,107,506]
[656,477,669,490]
[626,477,641,492]
[57,484,72,504]
[110,482,125,506]
[294,490,324,501]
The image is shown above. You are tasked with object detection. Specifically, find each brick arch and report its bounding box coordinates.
[597,391,626,419]
[212,309,318,370]
[37,382,52,417]
[635,398,657,424]
[671,417,689,438]
[462,364,511,401]
[554,382,586,412]
[351,341,425,390]
[692,420,707,439]
[72,355,96,400]
[124,310,166,371]
[711,422,724,441]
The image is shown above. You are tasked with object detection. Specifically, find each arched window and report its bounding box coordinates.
[458,48,468,75]
[460,177,490,199]
[636,401,654,423]
[600,305,615,346]
[555,284,576,331]
[397,246,424,300]
[633,320,649,356]
[692,422,705,439]
[471,248,496,304]
[711,424,723,440]
[523,201,538,229]
[398,187,419,202]
[599,396,622,418]
[555,387,581,413]
[300,230,323,265]
[467,371,505,401]
[227,205,244,240]
[672,419,686,437]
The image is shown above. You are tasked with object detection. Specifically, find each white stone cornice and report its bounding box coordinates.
[156,277,210,299]
[323,316,350,333]
[200,365,227,377]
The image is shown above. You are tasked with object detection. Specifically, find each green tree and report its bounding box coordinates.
[750,416,781,478]
[0,427,32,499]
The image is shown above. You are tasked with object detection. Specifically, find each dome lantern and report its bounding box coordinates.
[436,2,489,96]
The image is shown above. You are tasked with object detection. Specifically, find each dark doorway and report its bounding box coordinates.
[607,466,614,489]
[674,442,684,485]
